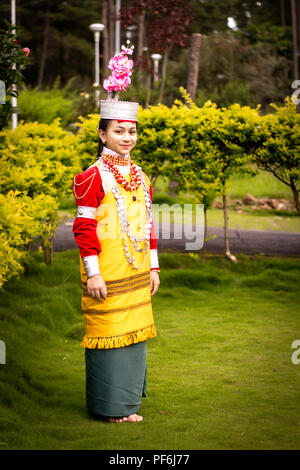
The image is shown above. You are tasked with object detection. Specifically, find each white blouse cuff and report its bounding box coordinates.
[150,249,159,270]
[77,206,96,219]
[82,255,100,277]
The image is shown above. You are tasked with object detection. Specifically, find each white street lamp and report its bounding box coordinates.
[115,0,121,54]
[151,53,162,84]
[11,0,17,129]
[126,25,137,42]
[89,23,105,108]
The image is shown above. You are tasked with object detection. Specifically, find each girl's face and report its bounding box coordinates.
[99,120,137,156]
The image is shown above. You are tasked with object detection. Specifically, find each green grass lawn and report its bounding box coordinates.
[0,250,299,450]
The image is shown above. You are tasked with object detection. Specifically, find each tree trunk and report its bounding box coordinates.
[43,238,53,265]
[145,59,152,107]
[290,175,300,215]
[200,205,208,257]
[223,192,237,263]
[102,0,109,79]
[37,0,51,89]
[150,173,159,189]
[186,33,201,102]
[280,0,286,27]
[137,11,145,86]
[109,0,114,57]
[158,46,170,104]
[168,179,179,198]
[291,0,299,81]
[280,0,289,82]
[297,0,300,59]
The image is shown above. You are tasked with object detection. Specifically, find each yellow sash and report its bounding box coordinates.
[80,164,157,349]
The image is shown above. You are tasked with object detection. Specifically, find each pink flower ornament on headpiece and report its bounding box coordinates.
[121,44,134,56]
[103,40,135,99]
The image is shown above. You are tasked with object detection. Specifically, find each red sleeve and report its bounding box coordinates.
[149,184,158,250]
[72,166,105,258]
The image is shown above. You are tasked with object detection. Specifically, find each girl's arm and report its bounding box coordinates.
[72,166,104,264]
[73,167,107,300]
[149,184,160,273]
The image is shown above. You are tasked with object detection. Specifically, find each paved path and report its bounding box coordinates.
[53,219,300,257]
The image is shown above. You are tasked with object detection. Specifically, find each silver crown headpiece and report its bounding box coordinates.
[100,99,138,121]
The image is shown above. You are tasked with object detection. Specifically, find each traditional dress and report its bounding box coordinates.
[73,146,159,418]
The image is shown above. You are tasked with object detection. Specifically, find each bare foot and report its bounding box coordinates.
[107,416,128,423]
[126,413,143,422]
[106,414,143,423]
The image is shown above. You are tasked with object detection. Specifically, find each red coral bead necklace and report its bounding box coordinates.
[101,153,141,191]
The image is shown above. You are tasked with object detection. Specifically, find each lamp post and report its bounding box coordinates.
[115,0,121,54]
[89,23,105,108]
[11,0,17,129]
[151,54,162,86]
[125,25,137,42]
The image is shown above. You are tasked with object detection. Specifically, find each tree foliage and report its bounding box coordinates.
[0,0,295,110]
[0,18,31,129]
[119,0,193,53]
[252,97,300,213]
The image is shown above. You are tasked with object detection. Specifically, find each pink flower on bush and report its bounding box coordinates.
[22,47,30,56]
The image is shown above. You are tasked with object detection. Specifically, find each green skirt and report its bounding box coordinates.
[85,340,147,418]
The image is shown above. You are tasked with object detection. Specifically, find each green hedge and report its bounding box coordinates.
[0,94,299,288]
[0,118,81,287]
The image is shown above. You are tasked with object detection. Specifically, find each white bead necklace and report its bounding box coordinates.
[103,160,152,270]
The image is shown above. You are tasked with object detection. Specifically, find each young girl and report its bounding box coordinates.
[72,44,160,423]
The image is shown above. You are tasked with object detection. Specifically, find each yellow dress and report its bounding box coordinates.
[79,158,157,349]
[76,157,157,417]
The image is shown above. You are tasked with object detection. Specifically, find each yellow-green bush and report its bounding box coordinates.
[75,113,100,170]
[0,191,32,287]
[0,118,81,197]
[0,119,81,286]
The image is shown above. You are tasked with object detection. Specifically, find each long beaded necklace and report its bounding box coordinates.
[99,154,152,270]
[112,183,151,270]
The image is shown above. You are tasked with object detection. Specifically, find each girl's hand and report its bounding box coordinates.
[150,271,160,296]
[87,275,107,301]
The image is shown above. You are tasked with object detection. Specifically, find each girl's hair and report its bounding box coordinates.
[97,119,111,158]
[97,118,138,158]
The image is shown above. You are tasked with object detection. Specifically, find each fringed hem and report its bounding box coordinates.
[80,324,157,349]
